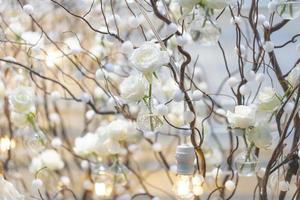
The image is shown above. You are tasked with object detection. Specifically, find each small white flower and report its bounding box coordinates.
[85,110,95,120]
[60,176,70,186]
[173,90,184,102]
[183,111,195,123]
[32,179,43,189]
[83,180,93,190]
[9,86,35,114]
[211,168,222,178]
[176,35,189,46]
[284,102,295,114]
[257,168,266,178]
[130,42,169,74]
[225,180,236,191]
[155,104,169,116]
[230,16,242,25]
[244,70,256,81]
[257,87,281,112]
[95,69,105,79]
[49,113,60,124]
[255,73,266,82]
[128,16,141,29]
[227,77,239,87]
[192,90,203,101]
[240,84,251,95]
[263,21,270,28]
[170,164,177,173]
[51,137,62,148]
[216,108,226,116]
[23,4,34,15]
[144,131,155,139]
[199,82,209,92]
[30,149,64,172]
[256,14,266,26]
[263,41,274,53]
[227,105,256,129]
[50,91,61,101]
[152,142,162,152]
[80,160,90,170]
[120,75,147,102]
[121,41,134,55]
[80,92,91,103]
[74,133,104,156]
[166,23,178,35]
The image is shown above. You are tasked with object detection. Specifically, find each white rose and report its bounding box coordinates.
[9,86,35,113]
[257,87,281,112]
[0,176,25,200]
[10,112,28,127]
[287,64,300,88]
[130,42,169,74]
[120,75,147,102]
[74,133,107,156]
[246,123,273,149]
[30,149,64,172]
[227,105,256,129]
[40,149,64,170]
[106,119,138,142]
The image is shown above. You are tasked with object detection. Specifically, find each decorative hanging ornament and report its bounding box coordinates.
[173,144,196,200]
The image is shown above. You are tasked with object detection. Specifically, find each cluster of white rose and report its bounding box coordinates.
[9,86,36,127]
[74,119,140,157]
[0,0,300,199]
[226,63,300,150]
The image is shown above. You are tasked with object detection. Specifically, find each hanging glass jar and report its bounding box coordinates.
[24,129,48,154]
[234,144,258,176]
[189,13,221,46]
[277,1,300,20]
[109,160,130,186]
[92,163,114,199]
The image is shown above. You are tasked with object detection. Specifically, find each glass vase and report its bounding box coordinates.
[234,147,258,176]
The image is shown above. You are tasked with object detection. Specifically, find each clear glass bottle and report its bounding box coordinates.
[234,146,258,176]
[92,163,113,199]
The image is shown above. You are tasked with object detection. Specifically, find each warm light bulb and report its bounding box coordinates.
[94,182,113,197]
[193,185,204,196]
[173,174,194,200]
[0,136,16,152]
[92,163,113,198]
